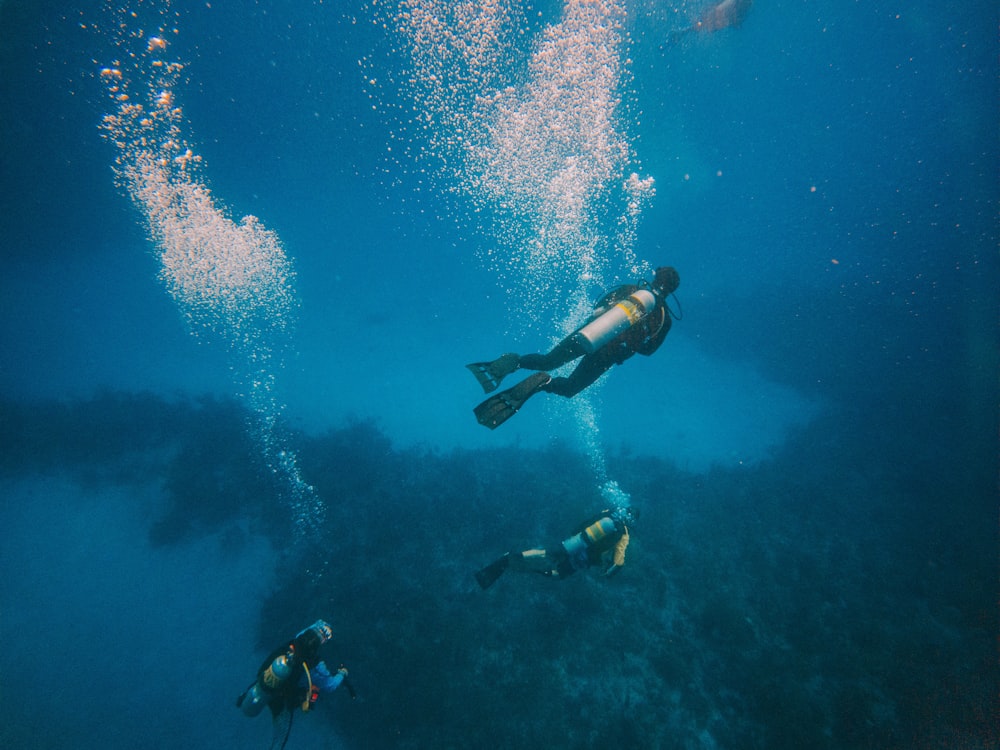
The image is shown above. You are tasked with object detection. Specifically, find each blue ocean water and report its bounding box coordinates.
[1,1,996,748]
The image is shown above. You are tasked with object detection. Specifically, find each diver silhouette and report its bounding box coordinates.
[475,506,636,589]
[467,267,680,428]
[237,620,354,750]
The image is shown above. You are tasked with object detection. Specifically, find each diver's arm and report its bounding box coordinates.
[310,662,346,692]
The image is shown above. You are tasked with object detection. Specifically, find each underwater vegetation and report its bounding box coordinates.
[1,390,994,749]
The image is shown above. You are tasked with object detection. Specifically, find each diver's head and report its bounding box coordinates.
[652,266,680,295]
[294,620,333,658]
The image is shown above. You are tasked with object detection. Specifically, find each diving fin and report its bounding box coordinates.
[269,706,294,750]
[475,553,511,589]
[473,372,551,429]
[466,353,520,393]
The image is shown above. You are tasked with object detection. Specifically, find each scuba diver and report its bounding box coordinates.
[237,620,354,750]
[467,266,680,429]
[475,506,635,589]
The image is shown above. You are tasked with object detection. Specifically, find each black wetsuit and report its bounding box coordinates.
[519,284,670,397]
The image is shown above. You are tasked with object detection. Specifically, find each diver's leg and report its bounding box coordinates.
[542,349,615,398]
[552,554,580,579]
[519,335,587,371]
[508,548,559,576]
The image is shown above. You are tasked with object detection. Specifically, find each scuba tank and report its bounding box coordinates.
[239,651,294,717]
[561,516,618,558]
[575,288,657,354]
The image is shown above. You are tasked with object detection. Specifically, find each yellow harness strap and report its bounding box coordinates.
[301,662,314,712]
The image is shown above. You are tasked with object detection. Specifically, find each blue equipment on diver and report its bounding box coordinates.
[574,288,657,353]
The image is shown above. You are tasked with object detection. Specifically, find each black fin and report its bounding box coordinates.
[466,353,520,393]
[473,372,550,429]
[475,554,510,589]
